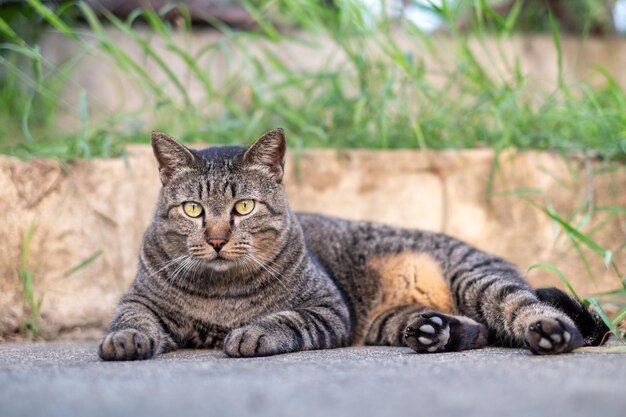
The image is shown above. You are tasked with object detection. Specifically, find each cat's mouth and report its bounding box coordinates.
[187,245,254,273]
[202,251,269,275]
[202,251,247,272]
[205,257,233,272]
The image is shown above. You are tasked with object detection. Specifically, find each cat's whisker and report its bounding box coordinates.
[149,254,188,277]
[179,256,199,278]
[242,256,261,279]
[255,254,289,277]
[185,258,204,282]
[177,260,195,285]
[167,255,195,287]
[165,259,186,286]
[249,251,284,268]
[240,254,296,314]
[244,253,291,292]
[172,257,198,286]
[249,253,288,277]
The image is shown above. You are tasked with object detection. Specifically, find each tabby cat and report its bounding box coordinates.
[99,129,607,360]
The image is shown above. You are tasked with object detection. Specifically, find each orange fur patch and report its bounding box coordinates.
[368,252,453,319]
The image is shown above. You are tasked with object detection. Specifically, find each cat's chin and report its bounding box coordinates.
[204,258,237,273]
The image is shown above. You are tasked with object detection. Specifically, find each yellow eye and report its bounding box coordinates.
[182,201,203,218]
[234,199,255,215]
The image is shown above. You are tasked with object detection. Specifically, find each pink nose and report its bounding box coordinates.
[207,238,228,252]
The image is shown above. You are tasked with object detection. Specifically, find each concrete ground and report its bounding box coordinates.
[0,342,625,417]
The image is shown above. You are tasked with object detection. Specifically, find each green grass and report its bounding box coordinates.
[0,0,625,159]
[501,163,626,341]
[1,0,625,341]
[17,218,43,338]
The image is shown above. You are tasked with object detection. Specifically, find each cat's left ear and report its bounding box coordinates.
[151,132,198,185]
[243,128,286,183]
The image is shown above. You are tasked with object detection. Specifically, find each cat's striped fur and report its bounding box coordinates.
[98,129,607,360]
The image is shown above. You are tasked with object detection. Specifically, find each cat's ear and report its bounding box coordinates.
[243,128,286,183]
[151,132,197,185]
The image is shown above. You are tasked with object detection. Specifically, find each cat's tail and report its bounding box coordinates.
[535,287,609,346]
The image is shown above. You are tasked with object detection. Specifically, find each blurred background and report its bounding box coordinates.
[2,0,626,157]
[0,1,624,342]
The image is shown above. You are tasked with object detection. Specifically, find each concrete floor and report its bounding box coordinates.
[0,341,625,417]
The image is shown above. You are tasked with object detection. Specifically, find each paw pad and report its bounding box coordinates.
[404,314,451,353]
[525,318,582,355]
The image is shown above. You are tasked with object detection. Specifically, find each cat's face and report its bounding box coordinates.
[151,129,289,275]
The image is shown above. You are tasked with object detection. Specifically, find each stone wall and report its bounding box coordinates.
[1,147,624,339]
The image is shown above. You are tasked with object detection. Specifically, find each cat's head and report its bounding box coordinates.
[150,129,291,274]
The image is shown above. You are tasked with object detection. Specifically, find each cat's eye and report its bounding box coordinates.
[182,201,203,218]
[234,199,255,215]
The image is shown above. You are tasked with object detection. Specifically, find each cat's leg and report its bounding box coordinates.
[364,304,489,353]
[534,287,608,345]
[446,246,585,354]
[223,299,351,358]
[223,263,352,358]
[98,295,175,361]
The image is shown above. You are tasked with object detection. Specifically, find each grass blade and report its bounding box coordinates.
[77,1,165,100]
[0,16,23,44]
[528,263,581,302]
[548,10,564,89]
[63,250,102,278]
[26,0,79,42]
[587,296,621,339]
[612,308,626,327]
[100,8,191,105]
[18,218,40,338]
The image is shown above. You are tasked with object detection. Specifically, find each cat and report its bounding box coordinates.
[98,128,607,360]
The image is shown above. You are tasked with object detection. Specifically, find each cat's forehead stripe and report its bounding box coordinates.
[174,172,241,202]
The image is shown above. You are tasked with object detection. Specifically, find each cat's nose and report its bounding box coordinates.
[207,238,228,252]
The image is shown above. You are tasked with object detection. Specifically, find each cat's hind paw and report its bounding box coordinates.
[404,313,488,353]
[98,329,156,361]
[404,314,452,353]
[525,318,583,355]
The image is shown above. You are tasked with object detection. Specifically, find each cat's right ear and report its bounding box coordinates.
[151,132,197,186]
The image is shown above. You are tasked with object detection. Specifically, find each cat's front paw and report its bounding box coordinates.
[98,329,156,361]
[525,318,583,355]
[224,324,292,358]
